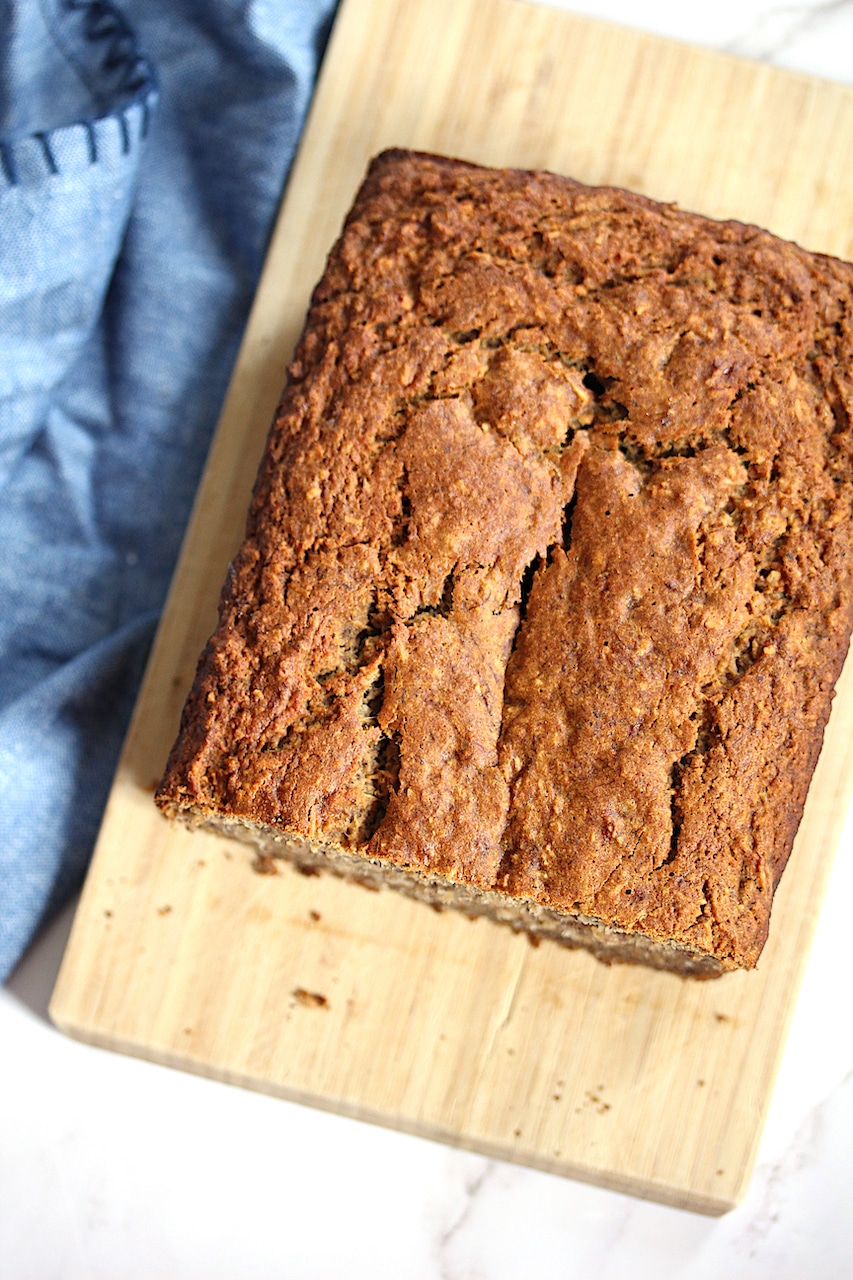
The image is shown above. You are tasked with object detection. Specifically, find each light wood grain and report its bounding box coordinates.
[49,0,853,1214]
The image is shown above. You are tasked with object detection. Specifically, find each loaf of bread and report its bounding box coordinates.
[156,150,853,976]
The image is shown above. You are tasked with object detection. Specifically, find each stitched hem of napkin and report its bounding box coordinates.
[0,0,158,186]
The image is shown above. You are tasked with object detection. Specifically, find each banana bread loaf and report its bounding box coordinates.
[156,150,853,976]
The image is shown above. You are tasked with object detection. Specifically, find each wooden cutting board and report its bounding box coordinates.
[50,0,853,1214]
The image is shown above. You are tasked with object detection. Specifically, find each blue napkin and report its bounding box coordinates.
[0,0,337,981]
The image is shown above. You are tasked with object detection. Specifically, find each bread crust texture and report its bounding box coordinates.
[157,150,853,975]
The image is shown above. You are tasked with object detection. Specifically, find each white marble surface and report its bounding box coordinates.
[3,2,853,1275]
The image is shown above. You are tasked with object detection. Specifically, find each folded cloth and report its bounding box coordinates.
[0,0,337,981]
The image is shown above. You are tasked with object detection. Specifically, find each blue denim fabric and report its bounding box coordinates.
[0,0,337,980]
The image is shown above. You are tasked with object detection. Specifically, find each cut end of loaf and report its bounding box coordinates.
[156,798,728,978]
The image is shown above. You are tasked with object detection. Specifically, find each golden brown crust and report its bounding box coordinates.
[157,150,853,972]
